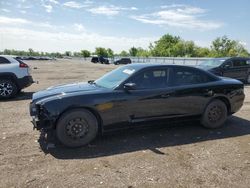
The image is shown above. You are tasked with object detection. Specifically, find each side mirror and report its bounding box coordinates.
[124,83,136,90]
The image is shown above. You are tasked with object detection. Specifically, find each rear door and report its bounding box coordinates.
[167,67,216,116]
[222,58,248,80]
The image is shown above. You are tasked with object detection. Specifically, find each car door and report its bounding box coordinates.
[231,58,248,80]
[222,58,248,79]
[167,67,215,116]
[114,67,176,123]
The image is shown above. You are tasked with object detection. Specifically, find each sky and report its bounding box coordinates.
[0,0,250,53]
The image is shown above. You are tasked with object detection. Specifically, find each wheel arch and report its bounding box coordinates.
[0,73,19,88]
[212,96,231,115]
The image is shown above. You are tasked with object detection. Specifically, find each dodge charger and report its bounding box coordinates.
[30,64,245,147]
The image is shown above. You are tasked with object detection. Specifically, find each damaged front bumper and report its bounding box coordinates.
[30,103,54,130]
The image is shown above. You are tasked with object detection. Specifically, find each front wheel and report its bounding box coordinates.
[201,99,228,129]
[56,109,98,148]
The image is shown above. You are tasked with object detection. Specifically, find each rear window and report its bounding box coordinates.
[0,57,10,64]
[170,67,215,86]
[232,59,247,67]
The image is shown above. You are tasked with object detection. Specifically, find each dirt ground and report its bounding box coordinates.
[0,59,249,188]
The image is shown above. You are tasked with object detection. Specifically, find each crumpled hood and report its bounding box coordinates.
[32,82,99,102]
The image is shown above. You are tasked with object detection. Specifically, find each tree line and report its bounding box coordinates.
[1,34,249,58]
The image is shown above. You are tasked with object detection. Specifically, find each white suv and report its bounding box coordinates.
[0,55,34,99]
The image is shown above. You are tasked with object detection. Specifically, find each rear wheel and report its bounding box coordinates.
[0,79,18,99]
[201,99,228,129]
[56,109,98,148]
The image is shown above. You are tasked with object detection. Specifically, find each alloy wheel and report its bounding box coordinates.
[0,82,13,97]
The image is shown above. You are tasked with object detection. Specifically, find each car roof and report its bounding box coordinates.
[123,63,195,69]
[211,57,250,60]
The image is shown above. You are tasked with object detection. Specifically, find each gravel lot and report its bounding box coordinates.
[0,59,249,188]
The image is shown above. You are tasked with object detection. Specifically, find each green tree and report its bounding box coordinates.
[120,50,129,56]
[150,34,180,56]
[210,36,249,57]
[195,47,211,57]
[80,50,91,58]
[129,47,138,56]
[136,47,150,57]
[95,47,108,57]
[107,48,114,57]
[28,48,34,56]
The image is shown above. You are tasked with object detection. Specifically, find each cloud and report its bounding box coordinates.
[88,5,138,16]
[0,16,56,29]
[63,1,89,9]
[47,0,59,4]
[131,4,222,30]
[88,5,121,16]
[41,0,60,13]
[73,23,85,32]
[1,9,11,13]
[0,25,156,52]
[0,16,30,24]
[20,10,27,14]
[43,4,53,13]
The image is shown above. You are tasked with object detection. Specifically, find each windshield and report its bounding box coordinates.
[199,59,226,68]
[94,66,137,89]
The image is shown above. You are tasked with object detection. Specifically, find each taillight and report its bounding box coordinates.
[19,62,29,68]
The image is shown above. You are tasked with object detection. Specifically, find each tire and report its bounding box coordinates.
[56,109,98,148]
[0,79,18,99]
[201,99,228,129]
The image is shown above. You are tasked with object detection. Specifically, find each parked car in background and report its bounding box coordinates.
[98,56,109,64]
[198,57,250,84]
[0,55,34,99]
[91,57,99,63]
[30,64,244,148]
[91,56,109,64]
[114,58,132,65]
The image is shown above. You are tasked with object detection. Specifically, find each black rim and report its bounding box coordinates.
[66,118,89,139]
[207,105,223,123]
[0,82,13,97]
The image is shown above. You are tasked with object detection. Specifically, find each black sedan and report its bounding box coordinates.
[30,64,245,147]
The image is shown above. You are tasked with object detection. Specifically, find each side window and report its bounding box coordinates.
[171,67,211,86]
[247,60,250,65]
[223,61,233,68]
[129,68,168,89]
[232,59,247,67]
[0,57,10,64]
